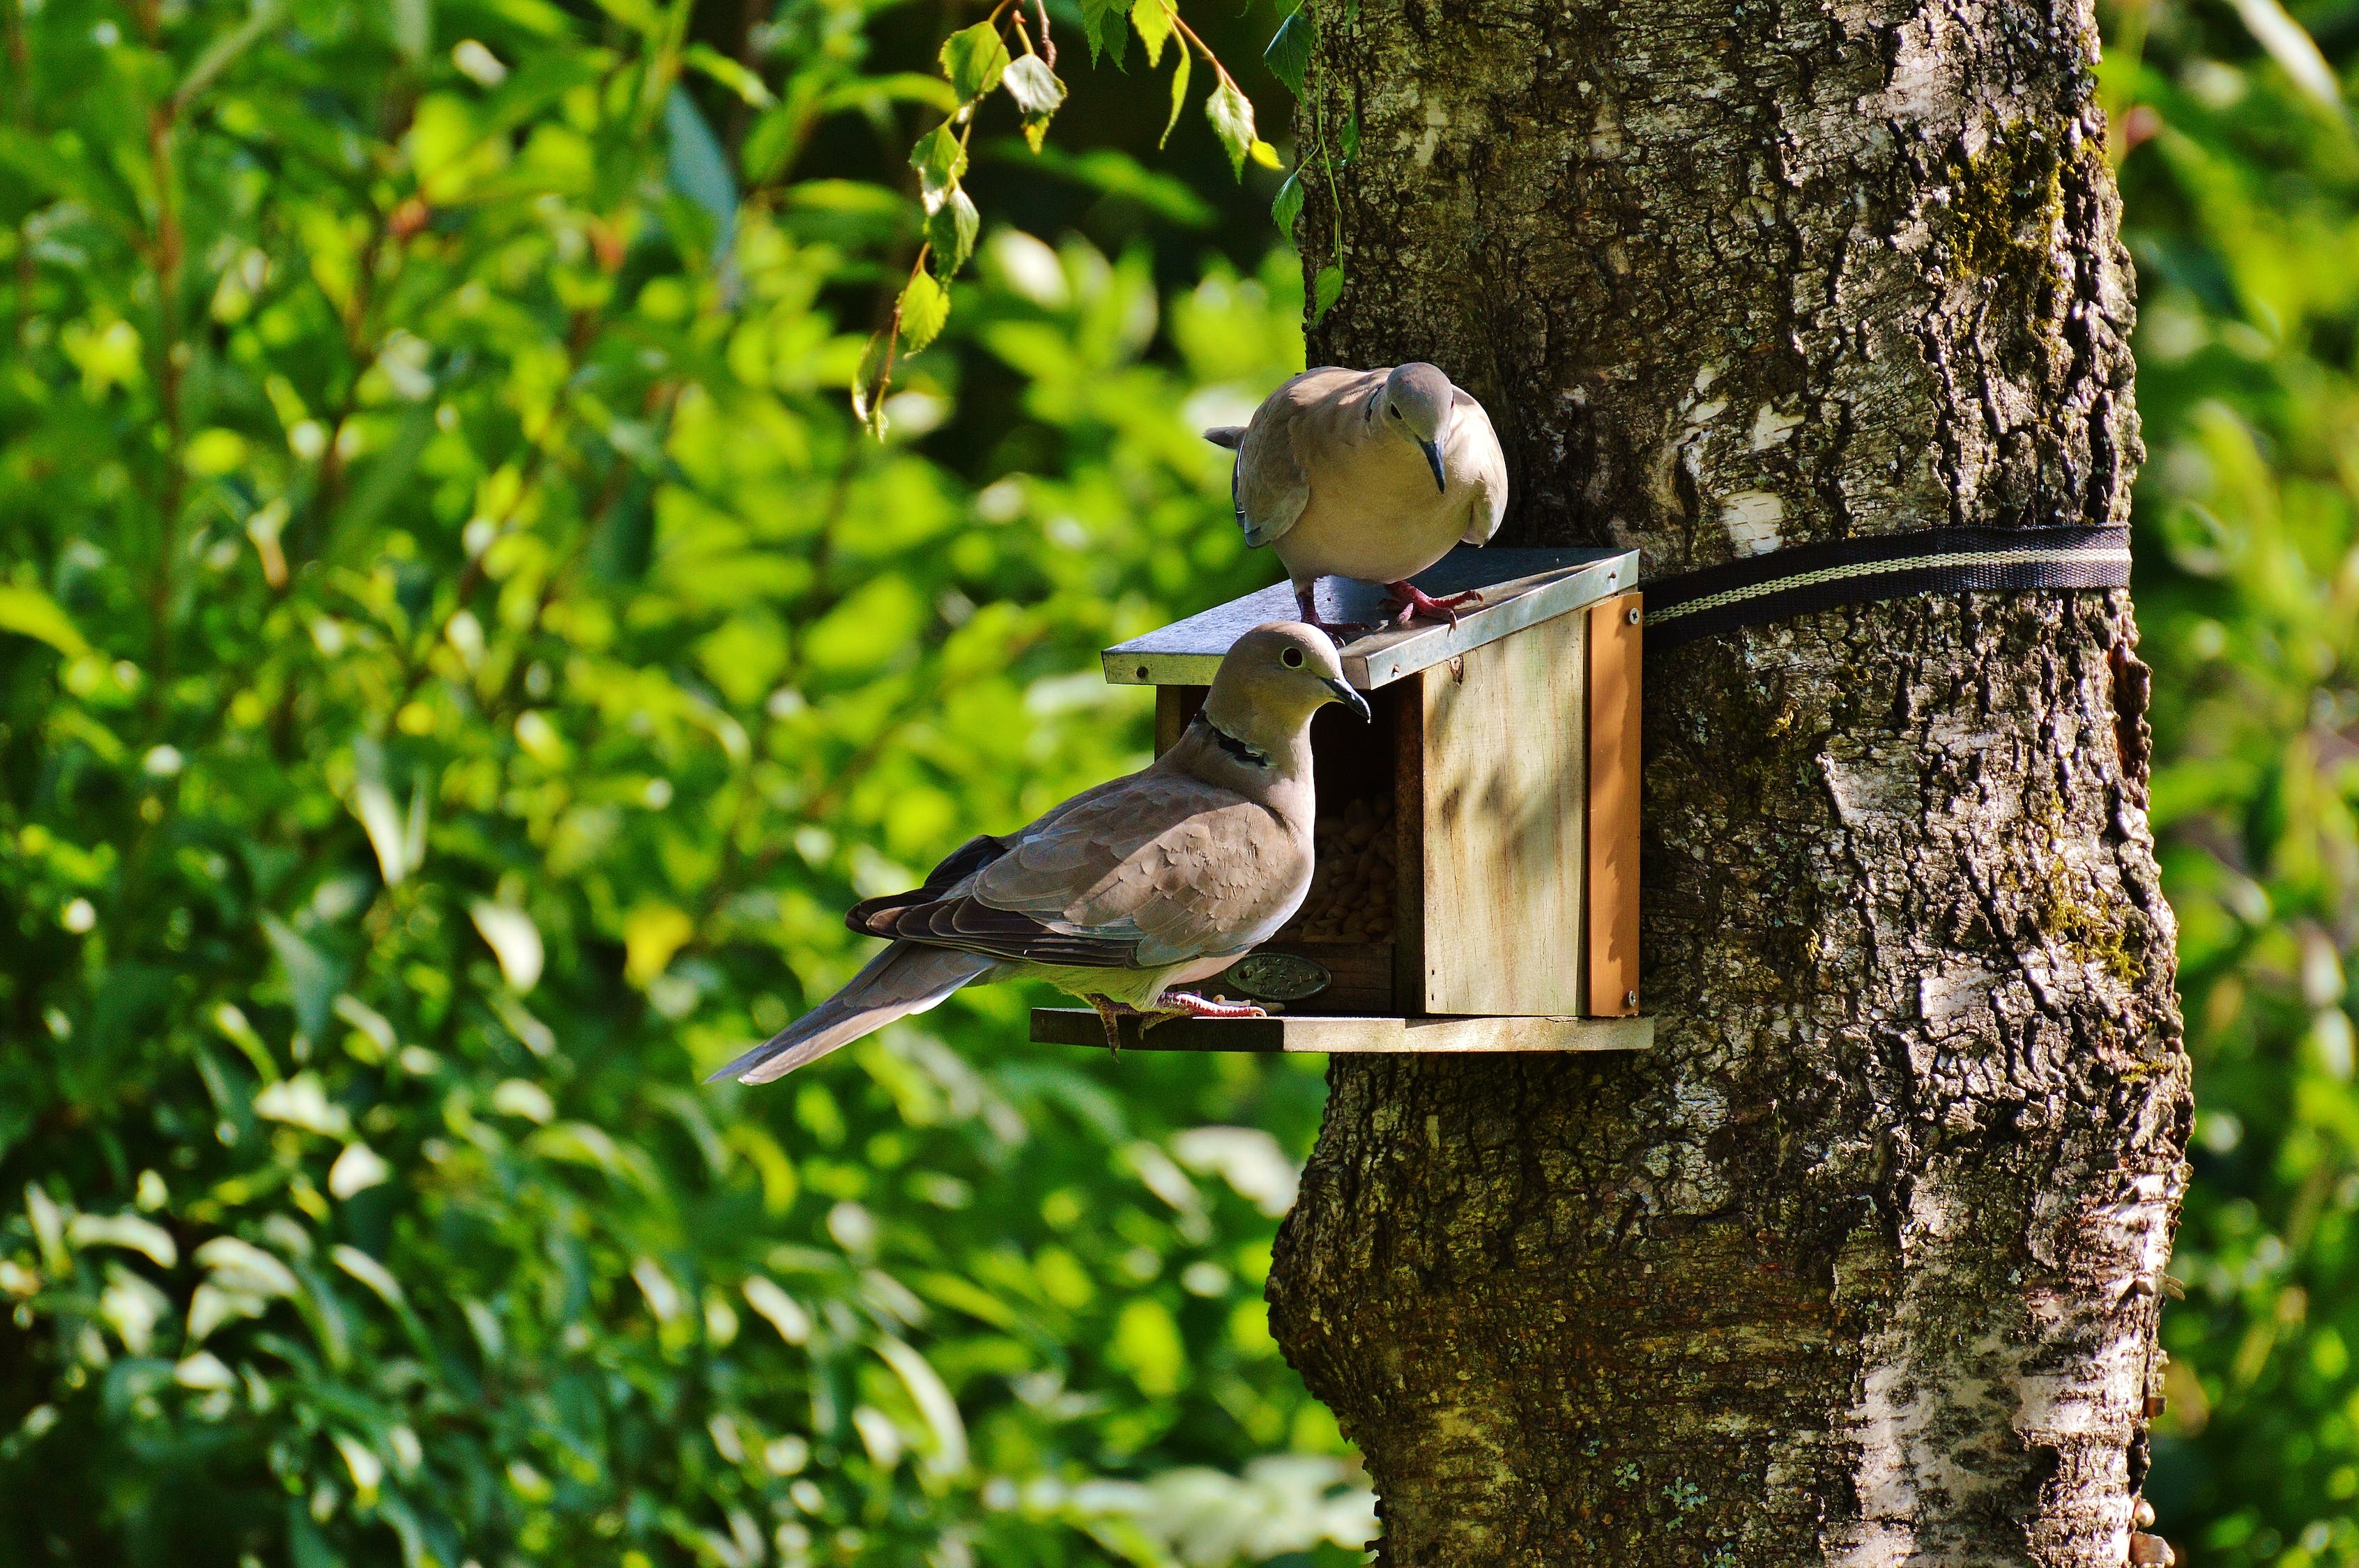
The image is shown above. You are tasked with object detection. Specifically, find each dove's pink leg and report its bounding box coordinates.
[1384,581,1486,628]
[1161,992,1269,1019]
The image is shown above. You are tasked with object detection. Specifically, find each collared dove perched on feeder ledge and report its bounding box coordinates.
[1205,363,1509,634]
[706,623,1371,1084]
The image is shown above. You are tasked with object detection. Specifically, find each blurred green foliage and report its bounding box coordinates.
[14,0,2359,1556]
[0,0,1373,1562]
[2108,0,2359,1560]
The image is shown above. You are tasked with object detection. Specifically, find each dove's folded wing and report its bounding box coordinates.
[1235,367,1366,549]
[1235,415,1310,548]
[843,831,1014,934]
[862,774,1309,971]
[1455,389,1509,546]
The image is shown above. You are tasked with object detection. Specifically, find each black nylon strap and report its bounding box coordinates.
[1640,525,2132,652]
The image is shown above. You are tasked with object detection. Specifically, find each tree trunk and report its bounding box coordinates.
[1264,1,2191,1563]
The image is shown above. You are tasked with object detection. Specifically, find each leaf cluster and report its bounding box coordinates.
[0,0,1364,1563]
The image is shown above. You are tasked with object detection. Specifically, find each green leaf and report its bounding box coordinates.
[1207,79,1256,178]
[939,22,1010,102]
[1340,110,1360,162]
[1131,0,1175,69]
[899,270,951,354]
[261,914,342,1041]
[1271,169,1304,235]
[928,184,980,277]
[664,87,738,242]
[469,901,544,992]
[390,0,429,63]
[1160,48,1191,151]
[1005,56,1066,152]
[684,43,776,107]
[0,585,91,659]
[1262,10,1315,97]
[1002,55,1067,116]
[1079,0,1129,66]
[850,326,894,430]
[1312,262,1345,323]
[909,123,968,202]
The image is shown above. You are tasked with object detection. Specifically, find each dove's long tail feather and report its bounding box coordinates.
[706,944,1000,1085]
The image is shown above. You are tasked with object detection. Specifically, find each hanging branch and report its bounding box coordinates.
[850,0,1284,433]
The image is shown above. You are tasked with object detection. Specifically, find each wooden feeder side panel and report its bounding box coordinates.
[1154,684,1207,758]
[1586,594,1643,1016]
[1393,679,1426,1016]
[1416,608,1589,1016]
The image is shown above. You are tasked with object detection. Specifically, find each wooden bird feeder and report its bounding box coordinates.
[1031,546,1651,1055]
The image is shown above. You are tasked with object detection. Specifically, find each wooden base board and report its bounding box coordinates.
[1029,1009,1654,1054]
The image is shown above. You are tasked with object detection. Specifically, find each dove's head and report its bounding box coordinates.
[1379,362,1456,493]
[1203,622,1371,749]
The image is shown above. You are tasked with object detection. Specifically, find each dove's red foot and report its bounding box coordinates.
[1161,992,1269,1020]
[1384,581,1485,628]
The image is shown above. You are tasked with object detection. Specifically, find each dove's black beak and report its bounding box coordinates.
[1324,678,1372,723]
[1419,438,1446,493]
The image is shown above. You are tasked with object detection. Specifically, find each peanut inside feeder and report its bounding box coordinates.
[1278,796,1397,945]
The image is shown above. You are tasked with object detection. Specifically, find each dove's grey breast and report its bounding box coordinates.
[1231,367,1507,590]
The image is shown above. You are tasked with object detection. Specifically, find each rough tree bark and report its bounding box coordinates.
[1263,1,2191,1564]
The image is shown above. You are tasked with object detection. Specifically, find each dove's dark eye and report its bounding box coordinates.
[1281,647,1304,668]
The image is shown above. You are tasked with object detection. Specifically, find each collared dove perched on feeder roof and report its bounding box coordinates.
[1205,362,1509,633]
[707,623,1371,1083]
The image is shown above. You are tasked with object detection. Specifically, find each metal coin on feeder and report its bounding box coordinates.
[1030,545,1652,1056]
[1221,951,1333,1004]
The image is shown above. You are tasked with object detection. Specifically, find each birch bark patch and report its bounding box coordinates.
[1720,490,1784,554]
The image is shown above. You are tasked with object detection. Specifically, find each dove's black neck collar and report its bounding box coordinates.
[1191,712,1272,769]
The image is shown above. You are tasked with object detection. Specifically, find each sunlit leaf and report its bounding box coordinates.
[1003,55,1067,116]
[1131,0,1176,69]
[939,22,1010,102]
[1207,79,1256,178]
[327,1143,390,1199]
[0,585,91,659]
[875,1337,969,1475]
[1005,56,1066,151]
[390,0,429,63]
[896,268,943,353]
[1161,48,1192,151]
[623,904,694,986]
[469,902,544,992]
[67,1213,178,1268]
[909,123,968,203]
[2227,0,2342,106]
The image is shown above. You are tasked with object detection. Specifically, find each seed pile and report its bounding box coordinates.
[1281,796,1397,944]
